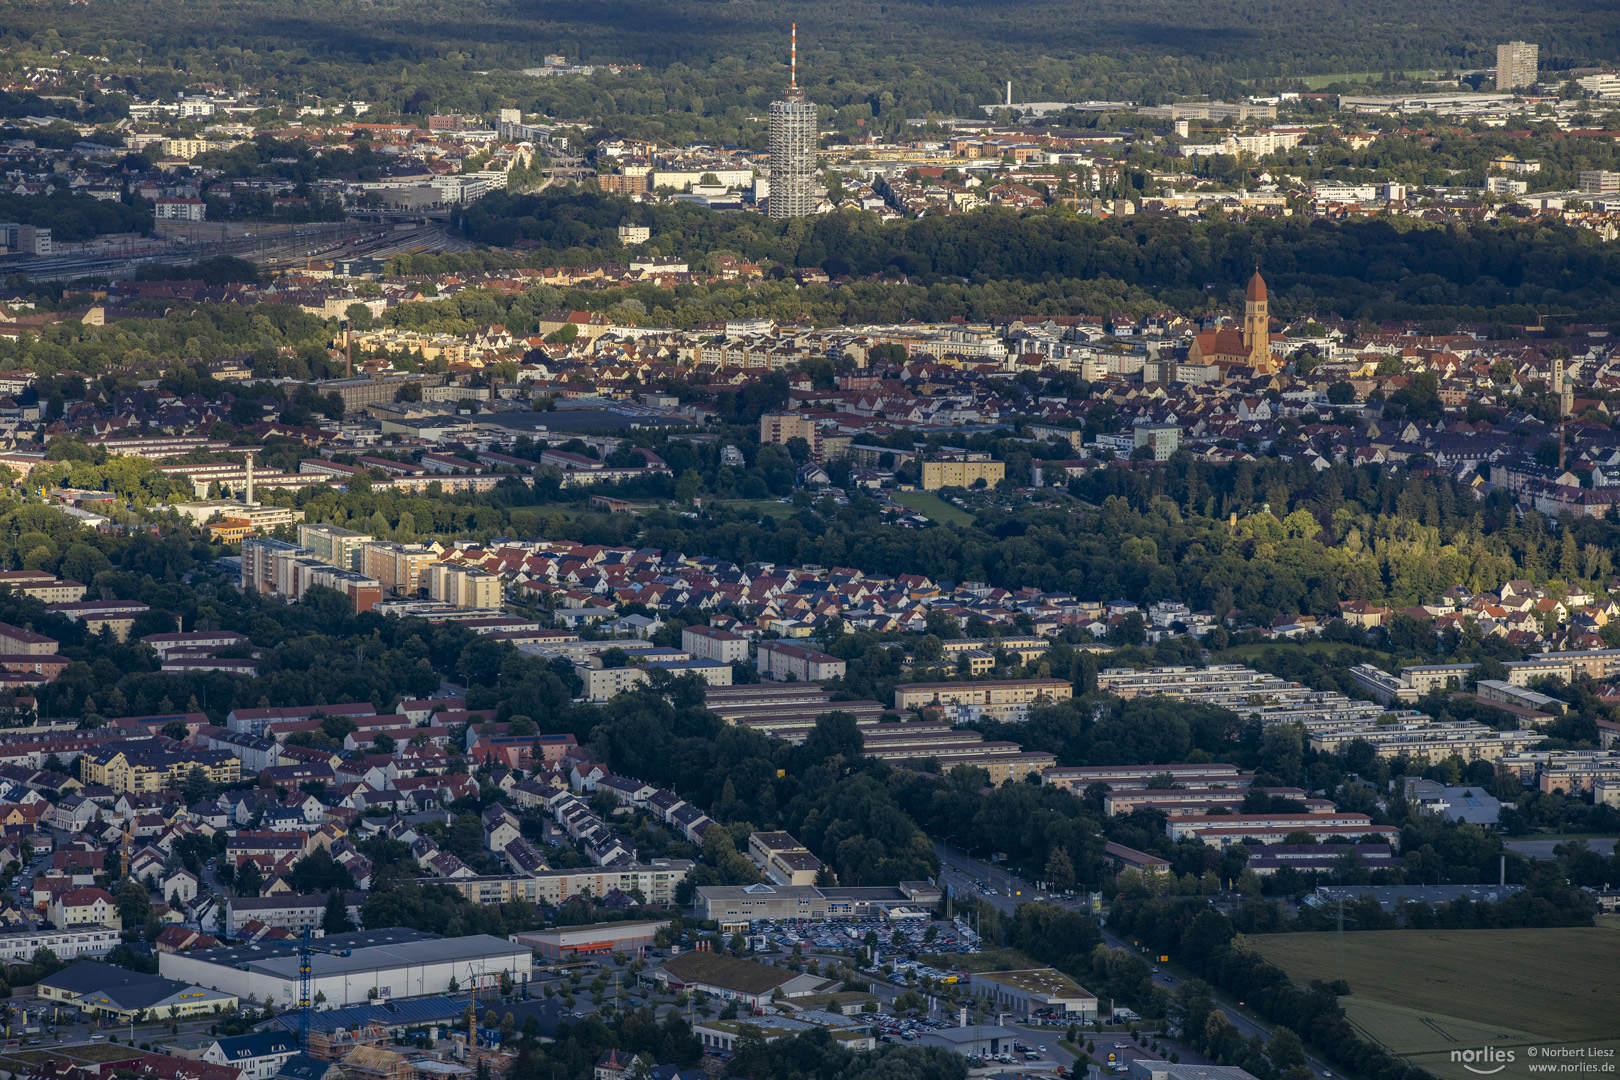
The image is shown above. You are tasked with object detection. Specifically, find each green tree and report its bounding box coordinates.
[322,890,355,933]
[117,880,151,929]
[235,860,262,897]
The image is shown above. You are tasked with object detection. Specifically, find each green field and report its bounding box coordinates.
[1299,69,1442,88]
[891,491,975,526]
[1253,929,1620,1080]
[717,499,801,519]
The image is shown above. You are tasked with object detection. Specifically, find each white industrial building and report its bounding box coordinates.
[158,930,533,1008]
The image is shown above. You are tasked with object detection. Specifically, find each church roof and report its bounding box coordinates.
[1246,270,1267,302]
[1195,328,1250,358]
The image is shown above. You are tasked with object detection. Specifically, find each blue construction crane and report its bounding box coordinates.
[297,927,352,1050]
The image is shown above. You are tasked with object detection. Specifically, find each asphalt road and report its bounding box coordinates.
[932,841,1337,1078]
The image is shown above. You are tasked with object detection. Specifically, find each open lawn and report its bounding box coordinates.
[1299,69,1442,88]
[1252,928,1620,1072]
[890,491,975,526]
[717,499,800,519]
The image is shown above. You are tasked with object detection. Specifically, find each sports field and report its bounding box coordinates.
[1253,928,1620,1080]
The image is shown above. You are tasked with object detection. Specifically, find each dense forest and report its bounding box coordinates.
[0,190,153,243]
[450,191,1620,325]
[5,0,1620,140]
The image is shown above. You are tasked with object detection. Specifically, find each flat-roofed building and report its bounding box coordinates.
[426,563,503,610]
[297,524,373,571]
[1504,658,1574,686]
[648,658,733,686]
[1399,663,1479,694]
[579,665,650,701]
[1129,1063,1261,1080]
[921,458,1004,490]
[360,541,442,596]
[510,919,669,961]
[894,679,1072,722]
[682,625,748,664]
[433,861,690,907]
[0,925,119,962]
[160,929,528,1006]
[696,882,830,926]
[969,968,1098,1019]
[759,413,821,461]
[747,831,823,887]
[939,636,1050,664]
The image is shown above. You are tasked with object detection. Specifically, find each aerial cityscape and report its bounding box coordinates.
[0,2,1614,1080]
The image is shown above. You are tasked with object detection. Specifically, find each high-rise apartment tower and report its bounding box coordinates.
[768,24,818,220]
[1496,41,1539,90]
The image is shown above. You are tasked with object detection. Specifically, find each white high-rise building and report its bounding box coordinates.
[768,24,818,220]
[1496,41,1539,91]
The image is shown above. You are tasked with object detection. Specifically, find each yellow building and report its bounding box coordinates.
[437,875,541,905]
[208,518,259,543]
[973,751,1057,785]
[0,573,88,603]
[79,746,240,794]
[894,678,1074,720]
[952,649,997,675]
[161,138,219,160]
[921,459,1004,490]
[940,636,1051,665]
[426,562,504,610]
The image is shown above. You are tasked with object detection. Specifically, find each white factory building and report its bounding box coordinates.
[158,929,533,1008]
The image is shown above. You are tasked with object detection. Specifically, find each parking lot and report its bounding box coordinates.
[744,916,980,967]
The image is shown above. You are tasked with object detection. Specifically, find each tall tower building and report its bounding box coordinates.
[768,24,818,220]
[1496,41,1539,91]
[1242,268,1270,363]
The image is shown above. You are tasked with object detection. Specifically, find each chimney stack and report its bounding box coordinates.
[245,452,255,507]
[1007,81,1013,107]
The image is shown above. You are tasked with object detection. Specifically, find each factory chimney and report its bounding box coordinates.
[245,452,255,507]
[1007,81,1013,107]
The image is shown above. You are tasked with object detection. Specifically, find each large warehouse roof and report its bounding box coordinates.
[239,934,528,979]
[187,929,438,970]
